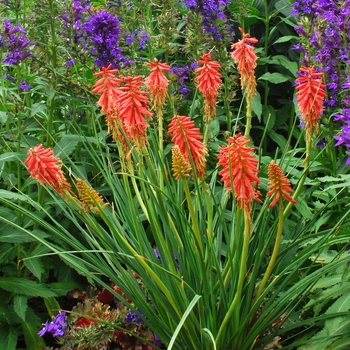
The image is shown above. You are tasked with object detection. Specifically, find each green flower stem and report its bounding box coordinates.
[254,199,284,302]
[283,136,311,219]
[216,207,251,344]
[181,177,202,255]
[157,109,164,192]
[203,121,210,145]
[244,97,253,138]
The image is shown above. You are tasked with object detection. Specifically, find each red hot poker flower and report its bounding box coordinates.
[168,115,207,179]
[117,75,153,148]
[92,64,121,114]
[295,66,326,137]
[266,161,297,208]
[194,53,222,121]
[24,144,72,196]
[145,59,170,112]
[231,27,258,99]
[217,133,262,211]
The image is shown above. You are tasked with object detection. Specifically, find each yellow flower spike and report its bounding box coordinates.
[171,145,192,180]
[76,178,108,213]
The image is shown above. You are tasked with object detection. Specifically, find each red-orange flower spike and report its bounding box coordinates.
[145,59,170,112]
[117,75,153,148]
[266,161,297,208]
[194,53,222,121]
[168,115,207,179]
[24,144,72,197]
[231,27,258,99]
[217,133,262,211]
[92,64,122,114]
[295,66,326,138]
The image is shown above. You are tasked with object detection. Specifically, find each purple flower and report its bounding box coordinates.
[82,10,127,68]
[134,29,150,50]
[1,19,36,65]
[182,0,232,40]
[38,311,67,337]
[125,31,134,45]
[125,310,143,324]
[153,334,162,347]
[19,79,32,91]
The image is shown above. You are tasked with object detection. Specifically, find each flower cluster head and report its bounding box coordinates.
[24,144,72,197]
[145,59,170,113]
[1,19,36,65]
[231,27,258,100]
[266,161,297,208]
[59,0,92,65]
[295,66,326,139]
[38,311,67,337]
[194,53,222,121]
[168,115,207,179]
[217,133,262,212]
[182,0,231,40]
[82,10,127,68]
[92,66,152,149]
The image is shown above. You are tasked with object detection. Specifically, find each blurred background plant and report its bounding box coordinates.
[1,0,350,349]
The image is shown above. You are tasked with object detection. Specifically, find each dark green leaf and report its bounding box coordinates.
[0,324,17,350]
[22,322,46,350]
[0,277,56,298]
[14,295,28,322]
[273,35,299,44]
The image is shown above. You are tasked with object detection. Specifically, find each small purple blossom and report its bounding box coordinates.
[19,79,32,91]
[125,310,143,324]
[38,311,67,337]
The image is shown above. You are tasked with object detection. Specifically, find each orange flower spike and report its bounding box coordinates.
[217,133,262,211]
[24,144,72,196]
[231,27,258,99]
[145,59,170,112]
[92,64,122,113]
[295,66,326,137]
[117,76,152,147]
[266,161,297,208]
[194,53,222,120]
[168,115,207,179]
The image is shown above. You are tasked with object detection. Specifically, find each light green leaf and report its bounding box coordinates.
[54,135,80,159]
[0,277,56,298]
[258,72,290,84]
[30,102,47,117]
[14,295,28,322]
[0,189,27,201]
[273,35,299,44]
[0,111,8,124]
[0,152,24,163]
[252,91,262,119]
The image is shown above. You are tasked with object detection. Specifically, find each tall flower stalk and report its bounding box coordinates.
[255,161,297,301]
[231,28,259,137]
[145,59,170,190]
